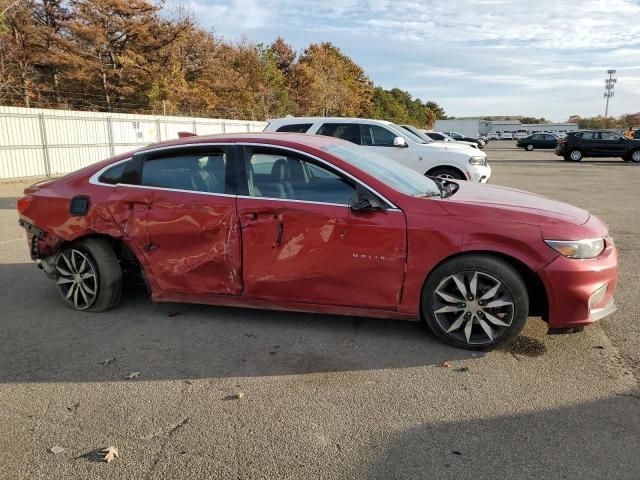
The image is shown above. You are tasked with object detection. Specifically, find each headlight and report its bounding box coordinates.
[469,156,486,166]
[544,238,605,259]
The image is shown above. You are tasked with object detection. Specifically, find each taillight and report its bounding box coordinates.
[17,196,34,215]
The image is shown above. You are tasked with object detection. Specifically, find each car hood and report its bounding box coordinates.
[423,142,484,156]
[438,182,590,226]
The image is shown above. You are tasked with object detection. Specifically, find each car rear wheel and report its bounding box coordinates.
[55,238,122,312]
[630,149,640,163]
[428,167,465,181]
[525,144,534,151]
[421,255,529,350]
[567,149,583,162]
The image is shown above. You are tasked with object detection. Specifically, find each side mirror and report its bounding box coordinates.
[350,186,387,213]
[393,136,408,148]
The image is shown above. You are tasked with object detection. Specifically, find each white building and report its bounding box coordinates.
[434,118,578,138]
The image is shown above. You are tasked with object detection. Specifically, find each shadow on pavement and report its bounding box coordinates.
[0,197,19,210]
[0,263,478,383]
[368,393,640,480]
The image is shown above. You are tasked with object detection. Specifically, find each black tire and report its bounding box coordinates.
[428,167,466,181]
[630,149,640,163]
[525,144,534,151]
[567,149,583,162]
[55,237,122,312]
[421,254,529,350]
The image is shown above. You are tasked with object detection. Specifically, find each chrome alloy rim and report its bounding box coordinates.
[432,271,514,345]
[632,150,640,162]
[570,150,582,161]
[55,249,98,310]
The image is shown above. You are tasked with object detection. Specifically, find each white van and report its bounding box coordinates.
[264,117,491,183]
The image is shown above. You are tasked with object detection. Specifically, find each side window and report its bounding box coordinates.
[582,132,596,140]
[599,132,617,141]
[245,150,357,205]
[361,124,399,147]
[316,123,361,144]
[142,151,227,193]
[98,159,140,185]
[275,123,313,133]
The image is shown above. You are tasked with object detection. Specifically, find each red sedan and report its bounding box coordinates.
[16,133,617,349]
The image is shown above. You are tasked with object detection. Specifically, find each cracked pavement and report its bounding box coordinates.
[0,142,639,479]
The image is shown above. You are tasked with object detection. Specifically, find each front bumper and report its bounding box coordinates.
[467,164,491,183]
[538,242,617,328]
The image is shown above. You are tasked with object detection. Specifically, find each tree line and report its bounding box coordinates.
[0,0,446,127]
[568,113,640,130]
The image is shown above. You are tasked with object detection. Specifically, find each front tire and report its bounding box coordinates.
[54,238,122,312]
[525,144,534,151]
[428,167,466,181]
[421,255,529,350]
[630,149,640,163]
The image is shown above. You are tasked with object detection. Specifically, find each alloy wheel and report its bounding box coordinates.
[431,271,515,346]
[437,173,456,179]
[55,249,98,310]
[570,150,582,161]
[631,150,640,163]
[526,144,533,151]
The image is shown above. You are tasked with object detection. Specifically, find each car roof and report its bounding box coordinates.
[132,132,347,154]
[267,116,395,126]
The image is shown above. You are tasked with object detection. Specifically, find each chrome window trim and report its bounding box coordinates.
[238,142,400,210]
[88,141,402,211]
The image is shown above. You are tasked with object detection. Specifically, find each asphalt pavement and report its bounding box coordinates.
[0,142,638,479]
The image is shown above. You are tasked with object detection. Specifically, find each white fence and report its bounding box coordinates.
[0,106,268,180]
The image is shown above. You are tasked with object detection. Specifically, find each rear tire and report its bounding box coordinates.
[421,255,529,350]
[630,149,640,163]
[567,149,583,162]
[54,238,122,312]
[525,144,534,151]
[428,167,466,181]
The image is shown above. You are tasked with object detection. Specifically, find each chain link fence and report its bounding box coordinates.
[0,106,268,180]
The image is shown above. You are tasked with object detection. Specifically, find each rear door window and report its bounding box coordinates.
[316,123,361,145]
[275,123,313,133]
[142,151,227,194]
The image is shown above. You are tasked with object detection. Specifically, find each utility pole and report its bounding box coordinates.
[604,69,617,118]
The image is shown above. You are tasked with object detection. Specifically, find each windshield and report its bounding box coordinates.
[320,143,441,197]
[386,123,430,144]
[400,125,434,143]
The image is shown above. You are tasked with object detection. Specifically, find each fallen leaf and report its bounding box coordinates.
[167,311,183,317]
[100,357,116,366]
[67,402,80,412]
[100,446,119,463]
[125,372,140,380]
[454,367,470,373]
[49,445,65,454]
[451,450,462,456]
[235,392,245,400]
[441,361,451,368]
[593,345,605,350]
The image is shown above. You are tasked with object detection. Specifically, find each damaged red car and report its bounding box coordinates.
[17,133,617,349]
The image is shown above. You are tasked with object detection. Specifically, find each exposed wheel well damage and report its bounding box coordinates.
[57,234,143,283]
[420,250,549,321]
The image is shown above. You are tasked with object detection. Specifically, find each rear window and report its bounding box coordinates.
[98,159,139,185]
[275,123,313,133]
[316,123,361,145]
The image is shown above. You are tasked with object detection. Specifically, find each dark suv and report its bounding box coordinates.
[555,130,640,162]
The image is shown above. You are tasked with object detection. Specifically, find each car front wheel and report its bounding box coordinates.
[526,144,534,151]
[630,149,640,163]
[428,167,466,181]
[55,238,122,312]
[421,255,529,350]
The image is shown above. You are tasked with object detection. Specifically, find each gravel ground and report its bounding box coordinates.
[0,142,638,479]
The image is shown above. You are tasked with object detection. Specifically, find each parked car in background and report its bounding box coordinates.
[412,128,480,149]
[487,132,500,140]
[515,131,528,140]
[555,130,640,162]
[265,117,491,182]
[17,132,618,350]
[517,133,559,151]
[500,132,513,140]
[443,131,485,149]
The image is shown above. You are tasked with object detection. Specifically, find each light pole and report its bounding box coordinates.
[604,69,617,118]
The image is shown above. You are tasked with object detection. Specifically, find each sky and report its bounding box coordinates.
[175,0,640,121]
